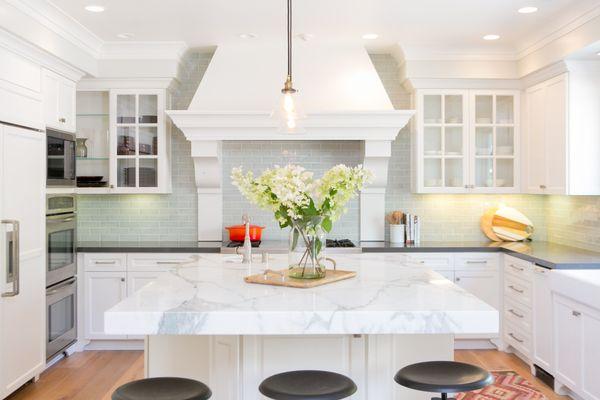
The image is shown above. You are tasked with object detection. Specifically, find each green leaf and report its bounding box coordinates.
[322,217,333,233]
[291,228,299,250]
[315,238,323,256]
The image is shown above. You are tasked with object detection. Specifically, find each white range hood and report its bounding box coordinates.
[167,41,414,242]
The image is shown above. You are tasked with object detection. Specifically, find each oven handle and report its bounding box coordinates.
[46,277,76,295]
[47,215,75,224]
[2,220,20,297]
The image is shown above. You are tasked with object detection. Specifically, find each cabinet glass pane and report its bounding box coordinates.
[139,95,158,124]
[117,127,136,156]
[424,158,442,187]
[424,95,442,124]
[139,127,158,155]
[444,95,463,124]
[475,158,494,187]
[475,95,493,124]
[496,95,514,124]
[444,127,463,155]
[139,159,158,187]
[496,127,514,155]
[475,127,493,156]
[424,127,442,155]
[117,158,136,187]
[496,159,514,187]
[116,95,136,124]
[445,159,463,187]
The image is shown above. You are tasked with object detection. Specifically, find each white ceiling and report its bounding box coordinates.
[50,0,600,57]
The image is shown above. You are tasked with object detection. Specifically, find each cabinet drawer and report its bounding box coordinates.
[455,253,498,269]
[504,255,533,280]
[504,274,532,307]
[128,253,199,271]
[84,253,127,272]
[504,297,532,333]
[406,253,454,270]
[504,321,532,357]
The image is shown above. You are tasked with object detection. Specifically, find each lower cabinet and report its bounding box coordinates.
[455,269,499,309]
[84,271,127,340]
[554,294,600,400]
[532,265,553,373]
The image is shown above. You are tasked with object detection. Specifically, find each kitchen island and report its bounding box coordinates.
[105,253,498,400]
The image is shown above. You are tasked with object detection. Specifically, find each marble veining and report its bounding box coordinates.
[104,253,498,335]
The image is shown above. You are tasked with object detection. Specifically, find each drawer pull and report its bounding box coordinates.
[156,261,178,265]
[58,117,66,123]
[508,309,524,318]
[572,311,581,317]
[94,260,117,265]
[509,264,524,272]
[508,285,524,294]
[466,261,487,264]
[509,333,524,343]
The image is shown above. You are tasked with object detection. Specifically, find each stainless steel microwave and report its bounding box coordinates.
[46,129,76,187]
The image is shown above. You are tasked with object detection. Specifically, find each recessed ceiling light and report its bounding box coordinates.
[84,5,105,12]
[297,33,315,41]
[116,33,134,39]
[518,6,538,14]
[362,33,379,40]
[239,33,257,39]
[483,34,500,41]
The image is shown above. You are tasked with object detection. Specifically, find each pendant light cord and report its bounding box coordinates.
[287,0,292,79]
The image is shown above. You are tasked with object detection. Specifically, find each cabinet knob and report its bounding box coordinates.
[455,277,461,282]
[572,311,581,317]
[120,278,125,282]
[59,117,66,123]
[539,184,547,189]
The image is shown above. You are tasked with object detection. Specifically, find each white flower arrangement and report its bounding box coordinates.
[231,164,373,233]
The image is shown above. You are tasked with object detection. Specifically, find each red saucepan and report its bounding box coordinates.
[225,225,265,241]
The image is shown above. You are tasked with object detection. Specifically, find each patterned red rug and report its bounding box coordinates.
[456,371,548,400]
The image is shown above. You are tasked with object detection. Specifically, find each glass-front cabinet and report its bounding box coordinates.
[413,89,519,193]
[109,89,169,193]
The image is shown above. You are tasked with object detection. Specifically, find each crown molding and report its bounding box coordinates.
[77,77,176,91]
[99,41,188,60]
[5,0,103,57]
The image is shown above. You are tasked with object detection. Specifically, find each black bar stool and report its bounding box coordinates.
[112,377,212,400]
[259,370,357,400]
[394,361,493,400]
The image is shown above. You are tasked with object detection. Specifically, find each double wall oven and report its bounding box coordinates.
[46,194,77,359]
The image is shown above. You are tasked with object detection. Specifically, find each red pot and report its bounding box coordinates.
[225,225,265,241]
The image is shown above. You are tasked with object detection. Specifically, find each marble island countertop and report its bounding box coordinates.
[104,253,498,336]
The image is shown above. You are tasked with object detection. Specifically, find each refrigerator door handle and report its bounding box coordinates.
[2,219,20,297]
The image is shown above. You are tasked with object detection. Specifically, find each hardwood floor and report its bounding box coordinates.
[8,350,568,400]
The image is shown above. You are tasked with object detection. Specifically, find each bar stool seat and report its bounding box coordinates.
[394,361,493,397]
[259,370,357,400]
[112,377,212,400]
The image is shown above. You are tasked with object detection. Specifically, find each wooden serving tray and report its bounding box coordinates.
[245,268,356,288]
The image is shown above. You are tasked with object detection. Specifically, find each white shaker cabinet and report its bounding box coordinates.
[455,270,499,310]
[532,265,553,374]
[84,271,127,340]
[42,69,76,132]
[413,89,519,193]
[554,294,600,400]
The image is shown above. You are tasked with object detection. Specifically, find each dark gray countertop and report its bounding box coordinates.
[77,241,222,253]
[77,240,600,269]
[360,241,600,269]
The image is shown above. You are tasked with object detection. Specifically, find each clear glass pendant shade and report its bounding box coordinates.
[277,91,305,134]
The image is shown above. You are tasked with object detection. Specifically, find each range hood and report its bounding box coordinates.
[166,41,415,242]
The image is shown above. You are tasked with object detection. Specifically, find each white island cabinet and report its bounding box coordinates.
[105,253,499,400]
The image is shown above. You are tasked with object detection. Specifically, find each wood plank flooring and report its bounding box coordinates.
[8,350,568,400]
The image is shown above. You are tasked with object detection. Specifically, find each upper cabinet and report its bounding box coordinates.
[524,63,600,195]
[412,89,519,194]
[75,87,171,194]
[42,69,76,132]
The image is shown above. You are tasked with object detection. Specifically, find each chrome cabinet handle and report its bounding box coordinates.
[94,260,117,265]
[156,261,188,265]
[509,333,524,343]
[509,309,524,318]
[508,285,524,294]
[2,220,20,297]
[466,260,487,264]
[572,311,581,317]
[509,264,524,272]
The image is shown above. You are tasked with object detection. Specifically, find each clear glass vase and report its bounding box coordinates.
[288,223,326,279]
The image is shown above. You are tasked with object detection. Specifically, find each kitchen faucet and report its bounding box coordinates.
[241,214,252,264]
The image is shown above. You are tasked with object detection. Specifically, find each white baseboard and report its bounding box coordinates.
[454,339,498,350]
[84,340,144,351]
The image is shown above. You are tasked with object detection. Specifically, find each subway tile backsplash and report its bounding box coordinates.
[77,50,599,251]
